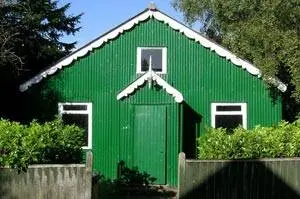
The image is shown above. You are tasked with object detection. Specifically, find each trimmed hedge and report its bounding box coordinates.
[198,120,300,159]
[0,118,84,171]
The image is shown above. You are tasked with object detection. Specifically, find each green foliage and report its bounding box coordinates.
[0,118,84,171]
[93,163,175,198]
[198,120,300,159]
[173,0,300,120]
[94,164,157,198]
[115,161,156,187]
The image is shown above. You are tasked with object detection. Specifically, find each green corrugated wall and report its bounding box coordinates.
[23,18,282,186]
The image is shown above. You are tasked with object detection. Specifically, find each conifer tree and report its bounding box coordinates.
[0,0,81,119]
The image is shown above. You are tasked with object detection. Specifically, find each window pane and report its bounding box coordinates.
[63,105,87,111]
[141,49,162,72]
[215,115,243,129]
[62,114,88,146]
[216,105,241,111]
[141,58,149,71]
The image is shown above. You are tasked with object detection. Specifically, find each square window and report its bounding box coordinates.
[211,103,247,130]
[137,47,167,74]
[58,103,92,149]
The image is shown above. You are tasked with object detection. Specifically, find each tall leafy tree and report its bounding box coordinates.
[0,0,81,119]
[173,0,300,120]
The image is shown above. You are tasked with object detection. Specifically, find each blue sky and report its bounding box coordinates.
[59,1,188,49]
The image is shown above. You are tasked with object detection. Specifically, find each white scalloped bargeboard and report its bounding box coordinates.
[19,9,286,92]
[117,70,183,103]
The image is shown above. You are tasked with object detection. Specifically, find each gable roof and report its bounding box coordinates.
[19,7,287,92]
[117,69,184,103]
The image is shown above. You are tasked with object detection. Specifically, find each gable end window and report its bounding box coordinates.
[58,102,92,149]
[211,103,247,130]
[137,47,167,74]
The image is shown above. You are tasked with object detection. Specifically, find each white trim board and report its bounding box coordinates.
[58,102,93,150]
[19,8,287,92]
[117,70,183,103]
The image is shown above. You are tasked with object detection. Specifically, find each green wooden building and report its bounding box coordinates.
[20,6,286,186]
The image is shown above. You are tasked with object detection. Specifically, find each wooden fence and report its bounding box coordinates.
[0,151,93,199]
[178,152,300,199]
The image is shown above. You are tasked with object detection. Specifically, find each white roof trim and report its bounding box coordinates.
[117,70,184,103]
[20,8,287,92]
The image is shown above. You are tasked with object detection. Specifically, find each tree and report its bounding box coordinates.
[0,0,81,119]
[0,26,22,75]
[0,0,81,77]
[173,0,300,120]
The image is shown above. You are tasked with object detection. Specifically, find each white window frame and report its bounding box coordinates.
[136,47,167,74]
[58,102,92,149]
[211,103,247,129]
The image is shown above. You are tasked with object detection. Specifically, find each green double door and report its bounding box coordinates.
[133,105,167,184]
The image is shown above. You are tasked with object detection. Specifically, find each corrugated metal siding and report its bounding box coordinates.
[118,102,179,186]
[25,18,282,186]
[133,105,167,184]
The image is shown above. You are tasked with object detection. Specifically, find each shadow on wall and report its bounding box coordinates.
[0,186,10,199]
[92,161,177,199]
[0,171,18,199]
[182,102,202,159]
[20,82,64,123]
[181,160,300,199]
[0,188,17,199]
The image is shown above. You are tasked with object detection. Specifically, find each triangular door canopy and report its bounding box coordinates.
[117,70,183,103]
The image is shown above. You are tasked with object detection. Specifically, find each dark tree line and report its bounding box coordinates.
[0,0,81,119]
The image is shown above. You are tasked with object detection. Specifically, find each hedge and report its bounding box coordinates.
[0,118,84,171]
[198,120,300,160]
